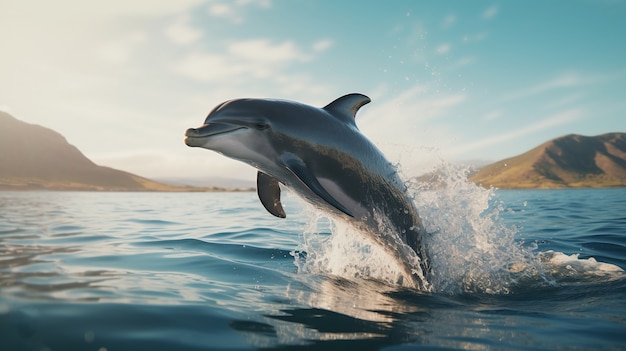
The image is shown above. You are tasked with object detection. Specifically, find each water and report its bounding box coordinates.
[1,183,625,350]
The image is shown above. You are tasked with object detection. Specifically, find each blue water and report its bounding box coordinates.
[1,185,625,350]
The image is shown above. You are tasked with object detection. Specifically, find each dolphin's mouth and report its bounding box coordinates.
[184,123,246,147]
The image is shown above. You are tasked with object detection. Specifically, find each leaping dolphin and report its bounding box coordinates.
[184,93,431,290]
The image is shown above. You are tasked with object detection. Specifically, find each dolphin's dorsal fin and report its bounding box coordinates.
[257,171,286,218]
[281,154,354,218]
[323,93,371,125]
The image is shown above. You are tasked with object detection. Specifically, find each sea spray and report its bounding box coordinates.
[412,161,546,294]
[290,161,537,293]
[293,212,415,289]
[291,159,624,294]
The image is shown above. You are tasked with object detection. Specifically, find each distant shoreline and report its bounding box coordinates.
[483,185,626,191]
[0,182,255,193]
[3,180,625,193]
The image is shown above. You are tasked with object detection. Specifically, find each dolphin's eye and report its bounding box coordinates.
[254,122,270,130]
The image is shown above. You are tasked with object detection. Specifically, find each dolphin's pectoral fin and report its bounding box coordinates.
[282,155,354,218]
[323,93,371,125]
[257,171,286,218]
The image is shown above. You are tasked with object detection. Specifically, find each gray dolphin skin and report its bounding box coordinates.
[184,93,431,290]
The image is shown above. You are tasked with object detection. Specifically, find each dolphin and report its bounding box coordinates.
[184,93,431,290]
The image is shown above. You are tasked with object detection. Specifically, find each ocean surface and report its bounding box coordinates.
[1,182,625,350]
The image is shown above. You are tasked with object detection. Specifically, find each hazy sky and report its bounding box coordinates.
[1,0,625,182]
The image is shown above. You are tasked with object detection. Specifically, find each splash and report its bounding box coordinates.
[292,160,625,294]
[413,161,543,294]
[293,214,414,289]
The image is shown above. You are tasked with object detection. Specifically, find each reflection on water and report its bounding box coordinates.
[1,191,625,350]
[233,272,607,351]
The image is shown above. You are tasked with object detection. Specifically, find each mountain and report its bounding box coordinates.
[0,112,205,191]
[471,133,626,189]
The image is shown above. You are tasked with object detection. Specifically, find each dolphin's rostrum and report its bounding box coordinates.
[185,93,431,290]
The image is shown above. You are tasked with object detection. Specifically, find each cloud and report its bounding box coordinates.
[543,92,587,110]
[435,43,452,55]
[482,5,499,19]
[0,0,208,73]
[360,84,466,143]
[271,73,332,97]
[228,39,310,62]
[207,3,242,24]
[176,53,250,82]
[481,110,503,122]
[312,39,333,52]
[95,32,147,65]
[446,56,477,71]
[209,3,233,17]
[501,73,584,102]
[174,38,320,84]
[349,85,469,176]
[381,86,466,121]
[456,109,583,155]
[1,0,208,27]
[165,16,203,45]
[462,32,488,43]
[442,14,457,29]
[207,0,271,23]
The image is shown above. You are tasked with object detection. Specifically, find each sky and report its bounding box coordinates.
[1,0,625,184]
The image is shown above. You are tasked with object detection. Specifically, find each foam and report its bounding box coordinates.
[539,250,624,280]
